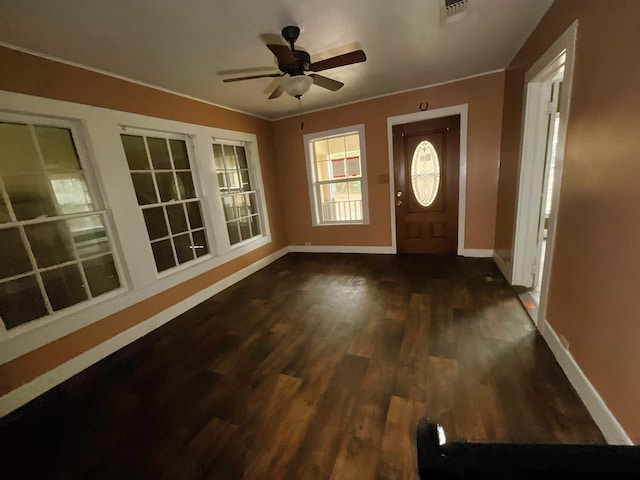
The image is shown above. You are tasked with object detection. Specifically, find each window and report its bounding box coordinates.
[212,142,263,246]
[121,132,209,272]
[0,119,122,330]
[411,140,440,207]
[304,125,369,225]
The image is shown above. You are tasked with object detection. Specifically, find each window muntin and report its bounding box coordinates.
[212,143,262,246]
[410,140,440,207]
[0,121,122,330]
[307,128,367,224]
[121,133,210,272]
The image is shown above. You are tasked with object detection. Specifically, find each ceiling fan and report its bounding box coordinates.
[222,26,366,99]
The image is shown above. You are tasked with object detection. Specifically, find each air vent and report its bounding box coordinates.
[442,0,470,23]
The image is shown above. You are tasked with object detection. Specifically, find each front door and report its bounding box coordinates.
[393,115,460,253]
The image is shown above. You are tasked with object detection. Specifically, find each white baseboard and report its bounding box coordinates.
[289,244,395,254]
[0,246,290,418]
[539,320,633,445]
[492,251,512,282]
[459,248,493,258]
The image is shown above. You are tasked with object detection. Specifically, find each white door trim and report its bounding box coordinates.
[386,104,469,255]
[511,22,577,325]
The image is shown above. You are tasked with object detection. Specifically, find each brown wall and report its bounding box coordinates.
[0,47,287,395]
[494,0,640,441]
[272,72,505,250]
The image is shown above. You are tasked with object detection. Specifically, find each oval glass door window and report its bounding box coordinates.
[410,141,440,207]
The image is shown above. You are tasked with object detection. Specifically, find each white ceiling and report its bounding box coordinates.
[0,0,553,120]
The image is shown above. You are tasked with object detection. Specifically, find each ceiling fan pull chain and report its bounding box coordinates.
[298,97,304,130]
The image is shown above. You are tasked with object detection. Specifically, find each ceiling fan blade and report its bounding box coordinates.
[222,73,283,83]
[309,50,366,72]
[309,74,344,91]
[268,84,285,99]
[267,44,297,66]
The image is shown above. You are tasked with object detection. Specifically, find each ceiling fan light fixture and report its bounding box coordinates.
[283,74,313,98]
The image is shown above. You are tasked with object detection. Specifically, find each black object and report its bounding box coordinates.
[416,419,640,479]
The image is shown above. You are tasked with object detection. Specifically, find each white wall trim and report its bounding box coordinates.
[0,246,289,418]
[492,251,512,282]
[288,245,394,254]
[539,320,633,445]
[459,249,493,258]
[386,104,469,255]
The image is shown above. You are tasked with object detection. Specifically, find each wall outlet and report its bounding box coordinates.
[559,334,570,350]
[304,242,311,246]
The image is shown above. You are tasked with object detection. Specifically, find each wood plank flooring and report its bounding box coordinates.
[0,254,604,479]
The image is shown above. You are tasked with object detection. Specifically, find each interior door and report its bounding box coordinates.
[393,115,460,253]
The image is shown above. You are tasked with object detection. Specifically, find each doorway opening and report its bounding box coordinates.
[511,23,577,326]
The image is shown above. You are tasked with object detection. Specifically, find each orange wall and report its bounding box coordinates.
[0,47,287,394]
[494,0,640,441]
[272,72,504,249]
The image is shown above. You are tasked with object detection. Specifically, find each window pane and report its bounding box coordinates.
[217,172,228,192]
[346,156,361,177]
[236,146,247,169]
[223,145,236,169]
[174,233,194,264]
[186,201,203,229]
[347,180,362,201]
[226,172,240,192]
[0,227,32,278]
[239,217,251,241]
[67,215,110,258]
[316,160,331,181]
[151,239,176,272]
[25,220,75,268]
[239,169,251,191]
[169,139,190,169]
[235,194,248,218]
[143,207,168,240]
[247,193,258,215]
[213,144,224,169]
[130,172,158,205]
[328,136,346,158]
[0,123,41,174]
[227,221,240,245]
[345,134,360,153]
[0,275,48,329]
[250,215,260,237]
[41,264,87,311]
[166,203,187,234]
[191,230,209,257]
[35,126,80,172]
[50,174,94,214]
[4,173,58,220]
[121,135,149,170]
[82,254,120,297]
[176,172,195,199]
[155,171,178,202]
[147,137,172,170]
[222,196,236,221]
[331,159,346,178]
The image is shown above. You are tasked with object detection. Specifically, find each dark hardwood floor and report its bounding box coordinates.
[0,253,604,479]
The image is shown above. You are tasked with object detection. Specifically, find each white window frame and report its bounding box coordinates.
[303,124,370,226]
[119,126,214,276]
[0,91,272,364]
[0,111,129,338]
[212,138,268,249]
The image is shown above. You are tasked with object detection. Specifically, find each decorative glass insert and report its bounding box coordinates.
[212,143,262,246]
[410,141,440,207]
[309,132,363,223]
[121,133,209,272]
[0,121,121,330]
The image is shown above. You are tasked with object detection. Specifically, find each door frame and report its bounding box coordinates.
[387,104,468,255]
[511,22,577,324]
